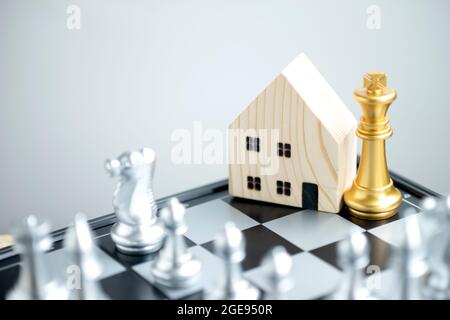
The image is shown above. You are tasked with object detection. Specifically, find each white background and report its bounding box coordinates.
[1,0,449,233]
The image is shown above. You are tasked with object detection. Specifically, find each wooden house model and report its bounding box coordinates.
[228,53,357,213]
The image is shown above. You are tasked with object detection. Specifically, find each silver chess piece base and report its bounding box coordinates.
[111,221,164,255]
[151,258,202,289]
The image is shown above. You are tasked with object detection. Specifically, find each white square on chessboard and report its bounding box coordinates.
[46,245,126,281]
[245,252,343,300]
[368,212,440,247]
[263,210,364,251]
[184,199,258,244]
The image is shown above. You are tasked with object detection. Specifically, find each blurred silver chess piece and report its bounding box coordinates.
[7,216,69,300]
[420,196,449,237]
[262,246,294,299]
[330,230,378,300]
[390,208,429,300]
[206,222,260,300]
[64,213,109,300]
[423,196,450,299]
[151,198,202,289]
[105,147,165,255]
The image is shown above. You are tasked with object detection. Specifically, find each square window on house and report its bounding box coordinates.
[284,144,291,158]
[246,136,260,152]
[277,142,291,157]
[247,176,254,190]
[284,182,291,196]
[276,181,291,196]
[276,180,283,194]
[254,177,261,191]
[247,176,262,191]
[277,143,283,157]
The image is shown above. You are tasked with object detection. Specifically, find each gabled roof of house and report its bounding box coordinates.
[281,53,356,142]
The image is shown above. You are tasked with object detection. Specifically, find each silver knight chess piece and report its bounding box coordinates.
[64,213,109,300]
[151,198,202,290]
[105,147,165,255]
[7,216,69,300]
[206,222,260,300]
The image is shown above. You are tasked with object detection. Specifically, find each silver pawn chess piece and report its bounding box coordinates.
[105,147,165,255]
[64,213,109,300]
[7,216,69,300]
[151,198,202,289]
[262,246,294,300]
[391,208,429,300]
[330,230,377,300]
[423,196,450,299]
[206,222,260,300]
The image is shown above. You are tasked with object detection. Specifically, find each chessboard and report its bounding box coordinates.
[0,172,440,300]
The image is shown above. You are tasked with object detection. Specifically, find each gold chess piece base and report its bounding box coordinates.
[344,180,402,220]
[344,72,402,220]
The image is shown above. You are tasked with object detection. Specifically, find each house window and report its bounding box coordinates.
[284,182,291,196]
[284,144,291,158]
[255,177,261,191]
[247,176,261,191]
[277,143,283,157]
[276,180,291,196]
[246,137,260,152]
[277,143,291,158]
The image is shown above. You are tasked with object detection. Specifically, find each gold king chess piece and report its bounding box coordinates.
[344,72,402,220]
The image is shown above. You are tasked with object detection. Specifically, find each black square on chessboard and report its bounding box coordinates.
[97,234,196,267]
[310,232,393,272]
[338,198,420,230]
[222,196,300,224]
[100,269,167,300]
[0,265,19,299]
[201,225,302,271]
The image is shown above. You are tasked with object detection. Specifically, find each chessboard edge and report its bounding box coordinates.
[0,172,439,262]
[0,179,228,262]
